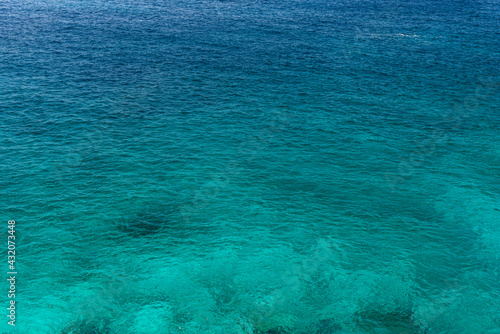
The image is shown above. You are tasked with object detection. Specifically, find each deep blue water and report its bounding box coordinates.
[1,0,499,333]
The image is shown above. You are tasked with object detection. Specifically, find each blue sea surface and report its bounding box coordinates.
[1,0,499,333]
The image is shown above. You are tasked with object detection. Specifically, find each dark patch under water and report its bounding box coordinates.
[315,318,343,333]
[354,307,428,334]
[116,206,217,240]
[118,210,172,237]
[59,319,113,334]
[258,327,288,334]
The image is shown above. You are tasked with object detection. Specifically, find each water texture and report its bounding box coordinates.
[1,0,499,333]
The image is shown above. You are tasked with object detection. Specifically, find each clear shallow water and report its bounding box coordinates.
[1,0,499,333]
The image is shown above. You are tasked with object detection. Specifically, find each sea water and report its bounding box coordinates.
[0,0,499,333]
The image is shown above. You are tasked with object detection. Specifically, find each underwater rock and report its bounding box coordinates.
[117,207,215,239]
[354,307,428,334]
[118,210,175,237]
[59,319,113,334]
[258,327,288,334]
[316,318,343,333]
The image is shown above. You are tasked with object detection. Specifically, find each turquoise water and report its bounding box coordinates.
[1,0,499,333]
